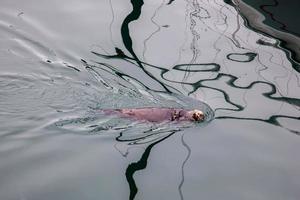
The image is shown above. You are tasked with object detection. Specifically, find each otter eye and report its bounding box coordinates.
[192,113,199,121]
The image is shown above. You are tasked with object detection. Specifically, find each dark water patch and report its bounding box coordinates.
[230,0,300,66]
[239,0,300,37]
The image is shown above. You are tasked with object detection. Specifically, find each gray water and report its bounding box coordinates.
[0,0,300,200]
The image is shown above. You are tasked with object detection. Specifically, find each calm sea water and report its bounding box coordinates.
[0,0,299,200]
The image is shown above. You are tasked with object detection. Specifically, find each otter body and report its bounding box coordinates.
[103,108,204,122]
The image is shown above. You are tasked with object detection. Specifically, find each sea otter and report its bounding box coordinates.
[103,108,205,123]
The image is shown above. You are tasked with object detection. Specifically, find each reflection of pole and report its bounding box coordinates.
[125,131,176,200]
[178,133,191,200]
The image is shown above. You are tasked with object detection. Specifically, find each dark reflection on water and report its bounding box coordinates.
[0,0,300,200]
[120,0,172,92]
[125,130,176,200]
[239,0,300,37]
[231,0,300,67]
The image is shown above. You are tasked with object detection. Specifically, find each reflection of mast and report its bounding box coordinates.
[125,130,176,200]
[121,0,171,93]
[178,133,191,200]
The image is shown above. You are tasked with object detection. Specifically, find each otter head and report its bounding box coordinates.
[187,109,205,122]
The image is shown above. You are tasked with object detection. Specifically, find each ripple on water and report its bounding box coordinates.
[51,64,214,141]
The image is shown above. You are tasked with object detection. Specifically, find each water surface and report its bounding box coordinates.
[0,0,299,200]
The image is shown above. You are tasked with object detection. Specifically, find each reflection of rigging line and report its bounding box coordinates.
[274,52,293,97]
[176,0,191,92]
[256,53,293,114]
[178,133,191,200]
[181,0,201,93]
[114,143,145,157]
[286,73,292,97]
[225,3,249,50]
[142,0,165,62]
[212,0,233,74]
[90,44,110,55]
[241,88,248,113]
[232,8,254,49]
[214,0,235,15]
[174,0,190,66]
[245,30,251,45]
[212,2,228,44]
[272,60,289,95]
[200,2,250,51]
[256,54,298,111]
[128,133,173,145]
[108,0,117,47]
[231,12,242,48]
[115,127,179,144]
[121,0,171,93]
[125,130,177,200]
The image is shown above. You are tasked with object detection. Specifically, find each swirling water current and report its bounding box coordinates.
[0,0,299,200]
